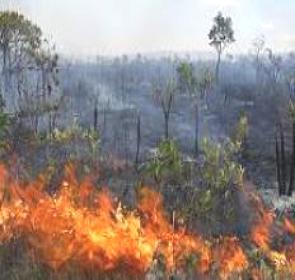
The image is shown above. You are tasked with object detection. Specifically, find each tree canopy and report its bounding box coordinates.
[208,12,235,53]
[209,12,235,82]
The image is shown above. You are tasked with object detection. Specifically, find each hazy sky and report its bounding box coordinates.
[1,0,295,56]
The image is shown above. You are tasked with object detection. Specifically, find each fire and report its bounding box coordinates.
[0,163,295,279]
[0,164,211,276]
[284,218,295,235]
[249,195,295,277]
[250,208,274,250]
[213,236,248,280]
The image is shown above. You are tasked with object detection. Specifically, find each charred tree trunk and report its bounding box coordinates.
[34,113,39,135]
[195,103,199,156]
[2,46,8,91]
[275,133,282,195]
[280,123,287,195]
[276,124,288,196]
[93,104,98,131]
[160,91,173,140]
[101,107,107,148]
[288,122,295,196]
[123,117,129,168]
[2,45,12,109]
[164,113,169,139]
[135,113,141,169]
[215,49,221,85]
[48,113,52,139]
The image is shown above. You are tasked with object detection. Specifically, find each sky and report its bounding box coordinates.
[1,0,295,57]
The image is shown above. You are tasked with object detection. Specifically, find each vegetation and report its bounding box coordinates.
[177,62,214,155]
[0,7,294,280]
[152,78,177,139]
[182,116,247,234]
[144,138,182,186]
[0,11,60,135]
[208,12,235,83]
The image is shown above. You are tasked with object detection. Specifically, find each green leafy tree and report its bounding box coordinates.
[208,12,235,83]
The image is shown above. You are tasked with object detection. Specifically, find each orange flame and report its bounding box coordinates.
[0,165,212,276]
[213,236,248,280]
[0,164,295,279]
[249,195,295,277]
[250,208,274,250]
[284,218,295,235]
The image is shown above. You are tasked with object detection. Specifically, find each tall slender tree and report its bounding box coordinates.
[252,36,265,86]
[208,12,235,84]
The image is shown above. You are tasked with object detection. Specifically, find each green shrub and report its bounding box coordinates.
[145,139,183,185]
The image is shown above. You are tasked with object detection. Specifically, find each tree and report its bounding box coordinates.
[208,12,235,83]
[0,11,60,134]
[288,102,295,196]
[177,62,199,154]
[177,62,214,155]
[0,94,10,154]
[252,36,265,85]
[177,62,195,95]
[196,67,214,109]
[135,112,141,169]
[153,78,177,139]
[0,11,42,108]
[264,48,283,92]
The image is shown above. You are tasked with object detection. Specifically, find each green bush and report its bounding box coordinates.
[185,118,247,233]
[145,138,183,185]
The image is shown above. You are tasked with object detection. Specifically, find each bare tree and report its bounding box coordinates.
[252,36,265,86]
[135,112,141,169]
[153,78,177,139]
[263,48,283,93]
